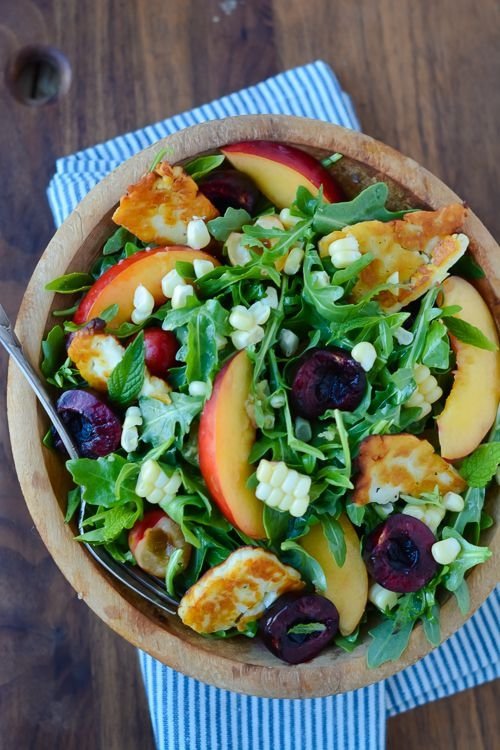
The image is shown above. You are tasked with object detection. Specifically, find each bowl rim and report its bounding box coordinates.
[7,114,499,698]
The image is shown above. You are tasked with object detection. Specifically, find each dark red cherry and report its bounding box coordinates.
[259,592,339,664]
[363,514,437,593]
[143,328,179,377]
[54,389,121,458]
[290,348,366,418]
[199,169,260,214]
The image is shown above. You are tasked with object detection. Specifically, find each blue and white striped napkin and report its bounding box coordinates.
[47,60,499,750]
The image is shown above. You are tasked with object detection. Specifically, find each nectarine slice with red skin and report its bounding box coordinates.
[198,351,265,539]
[300,514,368,635]
[74,246,219,325]
[437,276,500,460]
[221,141,343,209]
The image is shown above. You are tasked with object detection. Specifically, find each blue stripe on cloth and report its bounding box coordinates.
[46,59,499,750]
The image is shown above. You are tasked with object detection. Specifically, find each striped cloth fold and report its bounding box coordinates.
[46,60,499,750]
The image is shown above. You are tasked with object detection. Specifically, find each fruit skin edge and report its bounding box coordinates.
[437,276,500,460]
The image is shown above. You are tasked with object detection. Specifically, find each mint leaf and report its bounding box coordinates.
[313,183,415,235]
[442,527,492,592]
[443,316,498,351]
[103,226,134,255]
[77,501,142,543]
[421,320,450,370]
[108,331,145,407]
[67,454,130,507]
[41,324,65,378]
[321,516,346,567]
[346,503,365,527]
[281,540,326,591]
[459,442,500,487]
[184,154,225,181]
[45,272,94,294]
[140,393,203,447]
[207,207,251,242]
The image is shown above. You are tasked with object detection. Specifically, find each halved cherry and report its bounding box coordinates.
[143,328,179,378]
[129,509,191,578]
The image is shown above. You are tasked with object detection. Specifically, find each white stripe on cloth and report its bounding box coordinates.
[46,59,499,750]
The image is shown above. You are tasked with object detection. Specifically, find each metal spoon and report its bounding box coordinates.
[0,303,178,616]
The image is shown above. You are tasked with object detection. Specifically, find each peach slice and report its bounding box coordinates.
[300,514,368,635]
[198,351,265,539]
[437,276,500,459]
[221,141,343,209]
[74,246,218,325]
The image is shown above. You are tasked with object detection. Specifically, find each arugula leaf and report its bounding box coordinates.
[197,261,281,296]
[184,154,225,181]
[52,303,79,318]
[263,505,290,545]
[45,272,94,294]
[185,311,218,384]
[148,147,171,172]
[140,394,203,447]
[65,487,81,523]
[313,183,415,235]
[100,303,120,323]
[346,503,366,527]
[165,547,187,596]
[40,325,66,378]
[108,332,145,407]
[321,516,346,566]
[422,604,441,647]
[453,580,470,614]
[47,357,85,389]
[442,527,492,592]
[207,207,251,242]
[459,442,500,488]
[443,316,498,351]
[335,628,362,653]
[103,227,134,255]
[67,454,131,507]
[280,540,326,591]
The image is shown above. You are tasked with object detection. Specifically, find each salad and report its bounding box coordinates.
[41,140,500,668]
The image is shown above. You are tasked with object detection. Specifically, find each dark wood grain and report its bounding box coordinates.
[0,0,498,748]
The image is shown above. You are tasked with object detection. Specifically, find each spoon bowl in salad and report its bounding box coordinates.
[7,115,499,698]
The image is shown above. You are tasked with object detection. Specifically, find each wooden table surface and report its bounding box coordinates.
[0,1,498,747]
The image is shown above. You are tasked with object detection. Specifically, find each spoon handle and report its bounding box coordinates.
[0,303,79,460]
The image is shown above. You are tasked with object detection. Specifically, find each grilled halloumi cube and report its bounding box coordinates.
[353,434,466,505]
[112,162,219,245]
[178,547,304,633]
[67,328,171,402]
[319,204,468,311]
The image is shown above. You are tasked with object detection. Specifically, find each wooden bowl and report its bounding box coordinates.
[7,115,499,698]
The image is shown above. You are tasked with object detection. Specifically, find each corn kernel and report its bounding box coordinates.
[229,305,256,332]
[263,287,279,309]
[136,459,182,505]
[369,583,400,611]
[226,232,251,266]
[193,259,215,278]
[161,269,186,298]
[188,380,210,398]
[171,284,195,309]
[120,406,143,453]
[283,246,305,275]
[187,218,211,249]
[230,326,265,350]
[443,491,465,512]
[387,271,400,285]
[255,460,311,516]
[255,215,284,231]
[248,300,271,325]
[279,208,301,228]
[351,341,377,372]
[414,364,430,384]
[431,538,461,565]
[328,235,361,268]
[279,328,300,357]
